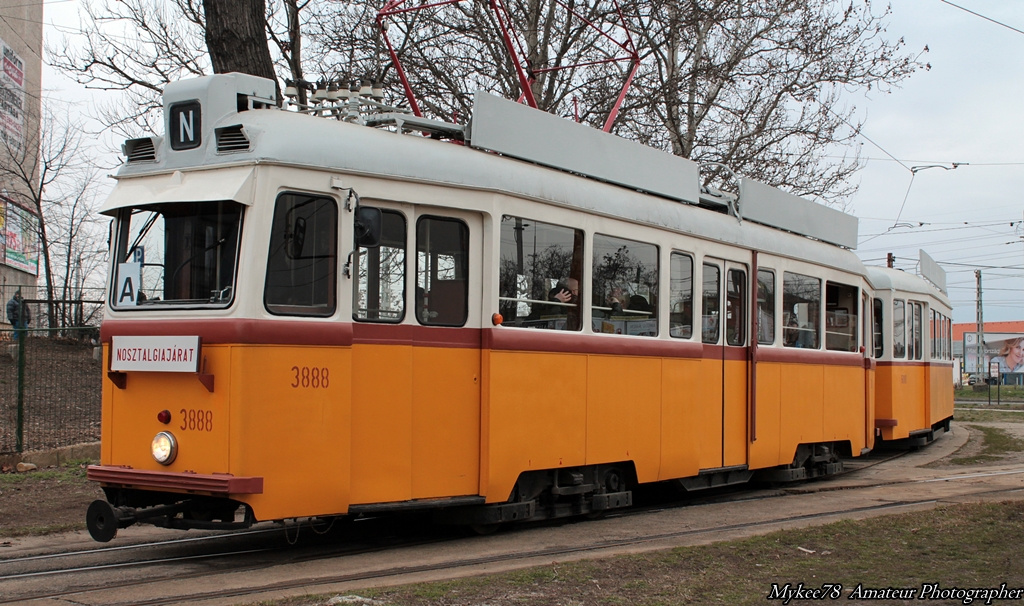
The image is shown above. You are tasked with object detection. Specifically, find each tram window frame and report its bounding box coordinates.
[497,215,583,331]
[911,301,923,361]
[264,193,338,317]
[353,209,406,323]
[825,281,858,352]
[756,269,775,345]
[782,271,820,349]
[702,263,721,344]
[726,268,746,346]
[112,201,245,309]
[416,216,469,327]
[872,298,884,358]
[893,299,906,358]
[591,233,658,336]
[669,253,694,339]
[931,310,938,359]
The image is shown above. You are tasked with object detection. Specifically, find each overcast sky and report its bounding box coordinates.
[843,1,1024,323]
[37,0,1024,324]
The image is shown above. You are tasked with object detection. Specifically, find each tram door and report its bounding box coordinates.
[410,211,482,499]
[699,260,749,470]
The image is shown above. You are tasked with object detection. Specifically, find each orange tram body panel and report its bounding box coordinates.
[85,74,954,541]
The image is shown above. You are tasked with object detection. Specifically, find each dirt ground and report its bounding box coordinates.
[0,461,104,538]
[0,335,103,453]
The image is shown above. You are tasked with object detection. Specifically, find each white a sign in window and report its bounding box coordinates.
[116,262,142,306]
[110,336,201,372]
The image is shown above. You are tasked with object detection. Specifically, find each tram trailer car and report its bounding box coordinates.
[866,266,954,445]
[86,73,943,541]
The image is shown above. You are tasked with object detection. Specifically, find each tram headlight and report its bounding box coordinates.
[151,431,178,465]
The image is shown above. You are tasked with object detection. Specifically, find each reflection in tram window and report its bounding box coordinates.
[911,301,923,361]
[670,253,694,339]
[592,234,658,336]
[757,269,775,345]
[498,216,583,330]
[417,216,469,326]
[114,201,245,309]
[893,299,906,358]
[825,281,858,352]
[354,209,406,322]
[783,272,820,349]
[726,269,746,346]
[265,194,337,316]
[702,264,720,344]
[873,298,884,358]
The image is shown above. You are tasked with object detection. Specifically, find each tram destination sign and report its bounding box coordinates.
[110,336,201,373]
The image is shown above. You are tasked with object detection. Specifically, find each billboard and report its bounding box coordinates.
[965,332,1024,375]
[2,200,38,275]
[0,35,25,151]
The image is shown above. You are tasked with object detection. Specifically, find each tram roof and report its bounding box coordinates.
[104,74,866,276]
[866,265,951,308]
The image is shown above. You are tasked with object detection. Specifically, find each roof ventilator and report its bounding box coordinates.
[123,137,157,164]
[216,125,250,153]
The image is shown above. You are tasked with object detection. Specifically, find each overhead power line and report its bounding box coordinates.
[939,0,1024,37]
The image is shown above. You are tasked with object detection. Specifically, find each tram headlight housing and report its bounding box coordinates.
[151,431,178,465]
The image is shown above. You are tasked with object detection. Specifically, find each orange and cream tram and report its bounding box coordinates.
[867,263,954,444]
[85,73,952,541]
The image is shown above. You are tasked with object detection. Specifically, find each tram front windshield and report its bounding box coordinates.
[111,201,243,308]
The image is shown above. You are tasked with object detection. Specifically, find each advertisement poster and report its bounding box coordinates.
[3,202,38,275]
[0,199,6,264]
[987,334,1024,374]
[0,35,25,151]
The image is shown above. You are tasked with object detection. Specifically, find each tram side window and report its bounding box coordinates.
[592,234,658,336]
[354,209,406,322]
[702,264,720,344]
[893,299,906,358]
[872,298,884,358]
[757,269,775,345]
[669,253,694,338]
[931,310,938,359]
[782,272,820,348]
[498,216,583,331]
[417,216,469,326]
[911,301,923,360]
[726,269,746,346]
[265,194,337,316]
[825,281,858,352]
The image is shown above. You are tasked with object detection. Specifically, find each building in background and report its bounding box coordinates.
[0,0,43,316]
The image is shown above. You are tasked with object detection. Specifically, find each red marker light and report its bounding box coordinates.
[157,410,171,424]
[492,313,503,326]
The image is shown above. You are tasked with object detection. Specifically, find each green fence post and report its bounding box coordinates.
[16,331,25,452]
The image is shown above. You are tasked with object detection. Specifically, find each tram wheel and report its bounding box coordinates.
[86,500,119,543]
[470,522,501,536]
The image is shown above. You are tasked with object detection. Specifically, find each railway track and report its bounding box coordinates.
[3,455,1023,605]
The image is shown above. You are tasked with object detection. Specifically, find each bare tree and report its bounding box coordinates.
[49,0,926,204]
[48,0,209,138]
[619,0,927,204]
[0,107,106,328]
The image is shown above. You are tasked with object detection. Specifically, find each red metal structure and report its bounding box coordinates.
[376,0,639,131]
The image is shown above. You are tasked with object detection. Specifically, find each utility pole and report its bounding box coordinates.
[976,269,984,378]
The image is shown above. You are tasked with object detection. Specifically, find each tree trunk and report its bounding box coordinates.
[202,0,279,99]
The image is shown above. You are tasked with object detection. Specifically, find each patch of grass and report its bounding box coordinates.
[954,407,1024,423]
[949,424,1024,465]
[0,460,89,485]
[258,501,1024,606]
[956,386,1024,402]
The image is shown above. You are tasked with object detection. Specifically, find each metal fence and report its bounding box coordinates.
[0,327,102,454]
